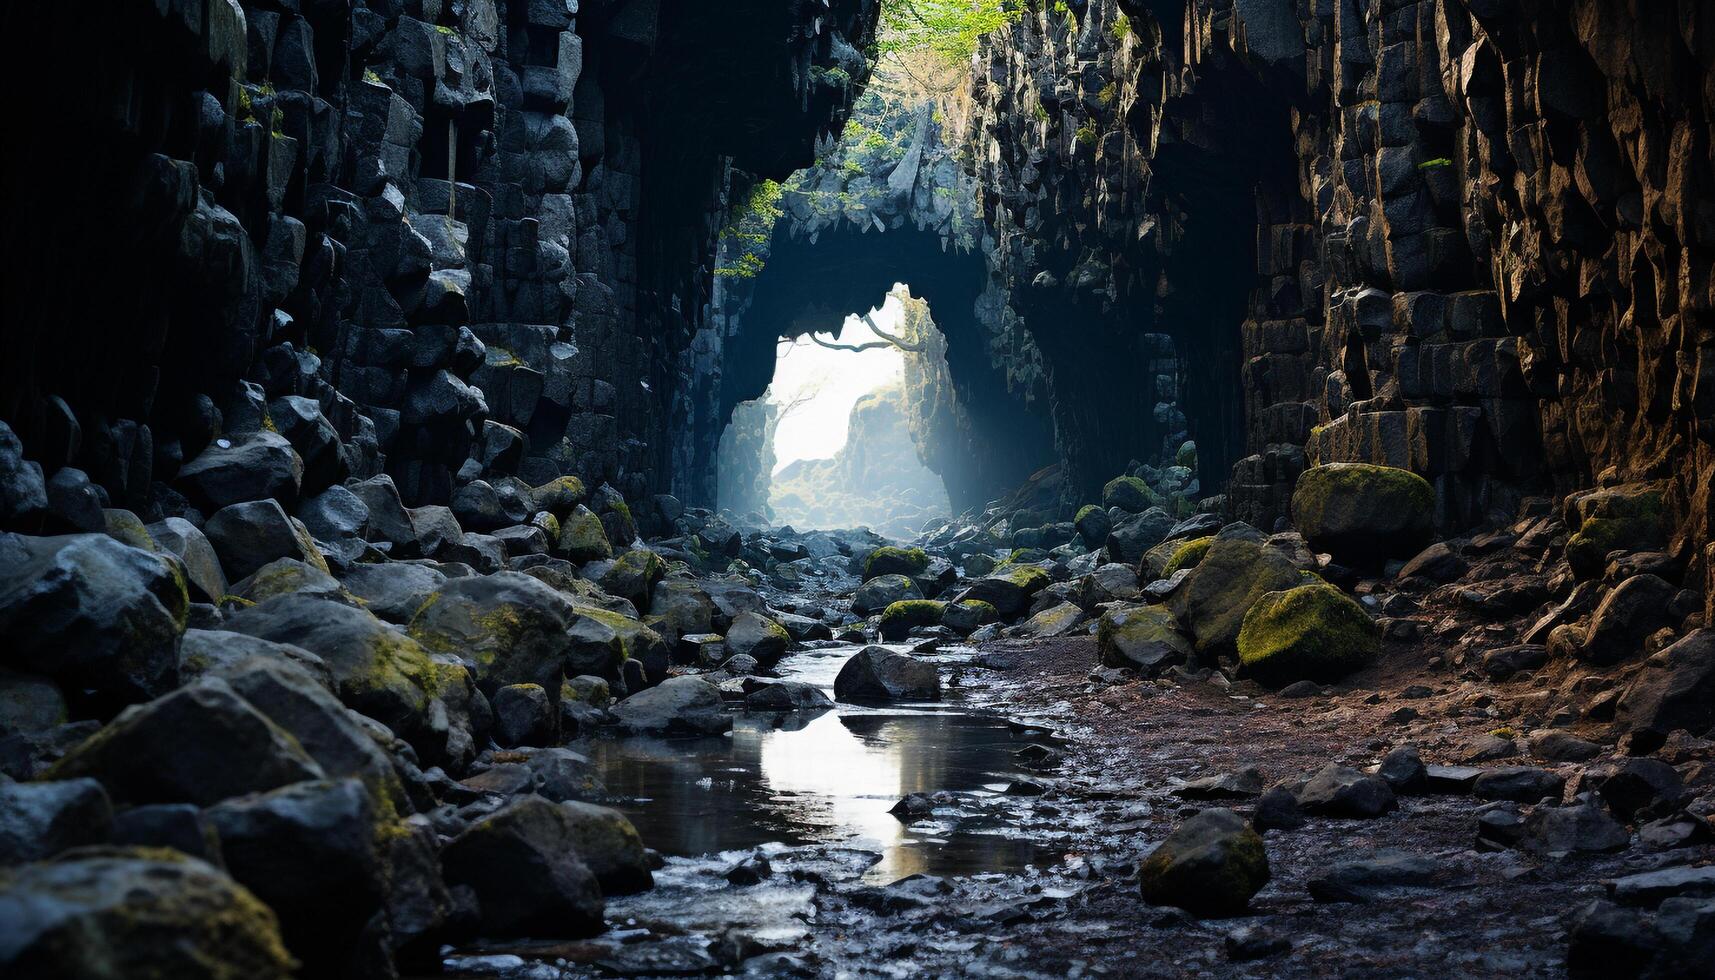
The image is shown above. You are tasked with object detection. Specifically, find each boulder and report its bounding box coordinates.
[1102,476,1157,513]
[1472,766,1565,803]
[0,420,48,529]
[205,778,388,973]
[562,606,639,680]
[1307,849,1441,902]
[1074,505,1111,549]
[1297,764,1397,817]
[146,517,228,602]
[744,681,834,711]
[109,803,223,863]
[0,849,294,978]
[725,611,791,665]
[1075,563,1142,607]
[205,500,326,582]
[0,778,114,863]
[1290,463,1434,565]
[1237,583,1379,686]
[863,546,928,580]
[648,578,715,637]
[0,670,67,736]
[296,485,369,542]
[1397,542,1466,582]
[231,558,347,604]
[1138,808,1271,916]
[338,562,448,623]
[1594,759,1686,823]
[1170,524,1303,653]
[1104,507,1175,565]
[611,676,730,735]
[853,573,923,615]
[833,647,940,703]
[1614,629,1715,746]
[555,505,611,563]
[178,630,333,690]
[557,800,653,895]
[598,549,665,611]
[46,680,323,806]
[441,796,604,938]
[1009,601,1086,639]
[492,683,554,747]
[176,431,304,509]
[941,598,998,636]
[1564,484,1667,580]
[1581,574,1677,666]
[408,571,575,702]
[956,565,1051,619]
[0,533,188,709]
[348,475,417,552]
[1098,604,1193,674]
[879,600,946,641]
[1521,799,1630,854]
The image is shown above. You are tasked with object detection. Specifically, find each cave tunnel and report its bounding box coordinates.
[715,222,1057,517]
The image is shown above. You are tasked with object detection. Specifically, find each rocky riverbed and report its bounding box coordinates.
[2,423,1711,978]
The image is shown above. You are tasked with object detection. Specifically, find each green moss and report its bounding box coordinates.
[1417,157,1453,169]
[997,564,1051,591]
[1564,489,1665,578]
[880,599,947,639]
[1161,536,1214,577]
[1075,504,1103,524]
[1074,120,1098,147]
[1102,475,1157,511]
[1097,81,1118,106]
[864,546,929,580]
[1237,583,1378,686]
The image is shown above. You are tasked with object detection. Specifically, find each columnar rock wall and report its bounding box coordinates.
[1,0,878,521]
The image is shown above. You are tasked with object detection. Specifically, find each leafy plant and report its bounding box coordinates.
[879,1,1024,64]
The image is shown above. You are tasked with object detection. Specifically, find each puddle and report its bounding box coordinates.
[582,644,1060,884]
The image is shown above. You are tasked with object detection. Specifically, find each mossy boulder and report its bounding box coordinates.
[1237,583,1379,686]
[1170,525,1304,653]
[1098,604,1193,674]
[1074,504,1112,548]
[863,546,928,581]
[941,598,998,636]
[1139,807,1270,916]
[441,796,604,938]
[1290,463,1434,565]
[833,646,939,703]
[957,564,1052,620]
[598,549,666,612]
[1162,536,1214,577]
[0,847,296,979]
[567,606,664,680]
[529,475,588,517]
[1010,601,1086,639]
[1563,484,1667,579]
[408,571,576,705]
[880,600,947,640]
[557,801,653,896]
[1103,476,1157,513]
[853,573,923,615]
[555,505,612,563]
[724,611,791,666]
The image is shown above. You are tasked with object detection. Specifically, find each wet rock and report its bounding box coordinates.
[1225,924,1290,962]
[176,431,304,510]
[41,470,102,532]
[1462,734,1521,762]
[567,604,665,681]
[725,851,773,886]
[1522,798,1630,854]
[1608,866,1715,907]
[1139,807,1271,916]
[863,546,928,580]
[408,571,574,702]
[649,577,715,638]
[339,561,447,624]
[1252,786,1306,830]
[1297,764,1397,817]
[46,680,323,806]
[1076,563,1143,607]
[110,803,223,863]
[1472,766,1566,803]
[1096,604,1193,674]
[1566,900,1662,977]
[297,486,370,545]
[232,557,348,605]
[205,778,387,974]
[1009,600,1086,639]
[0,778,114,863]
[1175,768,1265,800]
[1102,476,1157,513]
[833,647,940,703]
[1593,758,1686,823]
[441,795,604,938]
[205,499,325,582]
[1638,812,1715,851]
[852,573,923,615]
[492,683,554,747]
[1276,680,1324,699]
[349,475,417,552]
[956,565,1051,619]
[1104,508,1176,565]
[1291,463,1434,565]
[1582,574,1677,666]
[1476,802,1527,850]
[557,800,653,895]
[744,681,833,712]
[725,611,791,665]
[0,848,294,978]
[1308,849,1441,902]
[1614,629,1715,748]
[611,676,730,735]
[1423,765,1486,794]
[772,610,833,643]
[1379,745,1428,793]
[178,629,332,690]
[556,504,612,563]
[0,532,187,709]
[1237,583,1378,686]
[598,549,665,611]
[1074,505,1111,549]
[942,598,998,636]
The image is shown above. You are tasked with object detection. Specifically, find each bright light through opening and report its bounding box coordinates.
[768,293,910,472]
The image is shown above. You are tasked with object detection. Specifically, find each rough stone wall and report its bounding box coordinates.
[1,0,878,521]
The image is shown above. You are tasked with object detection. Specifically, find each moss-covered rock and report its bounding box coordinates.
[408,571,576,704]
[852,573,923,615]
[1162,536,1215,577]
[941,598,998,636]
[1563,484,1667,579]
[1290,463,1434,565]
[598,549,665,611]
[957,564,1052,619]
[1074,504,1111,549]
[1098,604,1193,674]
[529,475,587,517]
[724,611,792,666]
[1139,807,1270,916]
[1237,583,1379,686]
[555,505,612,563]
[1103,476,1157,513]
[0,847,296,979]
[863,546,928,581]
[880,599,947,640]
[1009,601,1086,639]
[1170,525,1304,653]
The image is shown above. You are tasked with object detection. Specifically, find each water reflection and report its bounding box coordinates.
[583,648,1056,883]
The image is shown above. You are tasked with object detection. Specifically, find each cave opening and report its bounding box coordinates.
[717,287,954,540]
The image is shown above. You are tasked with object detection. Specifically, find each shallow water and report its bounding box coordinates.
[583,644,1059,884]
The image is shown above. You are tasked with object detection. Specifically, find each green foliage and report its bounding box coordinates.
[1417,157,1453,169]
[1110,12,1133,42]
[879,1,1024,64]
[714,179,785,279]
[1074,120,1098,147]
[1033,102,1050,123]
[434,24,456,37]
[1097,81,1118,106]
[363,69,383,85]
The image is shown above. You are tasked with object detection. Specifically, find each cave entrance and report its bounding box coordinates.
[716,286,953,540]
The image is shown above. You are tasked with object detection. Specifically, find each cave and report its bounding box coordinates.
[0,2,1710,976]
